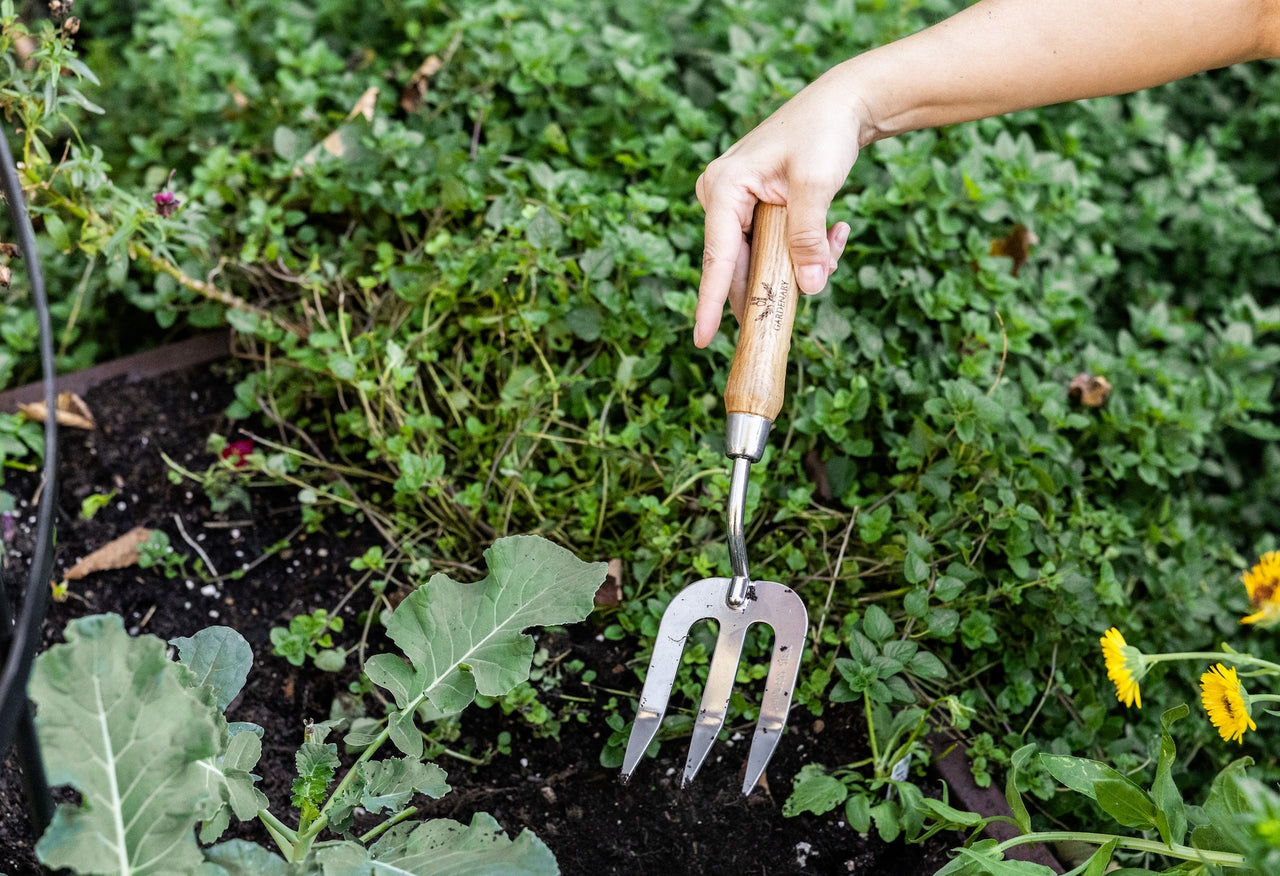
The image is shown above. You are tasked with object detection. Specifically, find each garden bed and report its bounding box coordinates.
[0,348,972,875]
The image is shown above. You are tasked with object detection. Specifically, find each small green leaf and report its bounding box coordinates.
[904,551,930,584]
[1006,743,1036,834]
[1066,838,1117,876]
[845,793,872,833]
[1152,705,1188,846]
[862,604,894,642]
[171,626,254,712]
[783,766,848,817]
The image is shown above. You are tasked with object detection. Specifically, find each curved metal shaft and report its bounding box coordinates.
[726,455,752,608]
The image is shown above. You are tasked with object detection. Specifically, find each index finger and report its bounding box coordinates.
[694,186,754,348]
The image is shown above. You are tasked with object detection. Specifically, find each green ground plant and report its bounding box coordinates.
[29,536,606,874]
[4,0,1280,871]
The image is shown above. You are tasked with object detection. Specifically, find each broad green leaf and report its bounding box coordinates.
[360,758,450,812]
[1152,705,1189,846]
[202,839,303,875]
[171,626,254,712]
[314,813,557,875]
[1040,753,1142,801]
[327,757,451,834]
[1190,757,1255,853]
[1093,777,1158,830]
[1041,754,1157,830]
[364,536,607,731]
[31,614,220,875]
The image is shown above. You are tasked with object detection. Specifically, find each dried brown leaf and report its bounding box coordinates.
[989,224,1039,277]
[62,526,152,582]
[595,558,623,607]
[299,86,381,168]
[18,392,97,430]
[1068,373,1112,407]
[399,55,444,113]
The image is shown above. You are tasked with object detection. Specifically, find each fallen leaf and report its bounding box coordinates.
[399,55,443,113]
[989,224,1039,277]
[62,526,152,582]
[1068,373,1112,407]
[802,448,832,505]
[294,86,382,173]
[594,558,623,607]
[317,86,379,160]
[19,392,97,430]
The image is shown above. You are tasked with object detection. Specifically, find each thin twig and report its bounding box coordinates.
[172,513,218,579]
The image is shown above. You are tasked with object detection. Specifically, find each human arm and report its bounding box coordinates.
[693,0,1280,347]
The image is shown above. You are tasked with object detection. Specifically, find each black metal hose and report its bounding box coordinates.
[0,125,59,833]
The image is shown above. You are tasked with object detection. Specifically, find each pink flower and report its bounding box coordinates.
[219,439,255,468]
[153,170,180,218]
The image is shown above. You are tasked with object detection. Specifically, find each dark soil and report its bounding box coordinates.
[0,356,963,875]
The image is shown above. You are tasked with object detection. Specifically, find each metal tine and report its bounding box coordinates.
[681,615,748,787]
[619,578,724,783]
[740,581,808,794]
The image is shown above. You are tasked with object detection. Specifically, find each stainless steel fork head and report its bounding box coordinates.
[619,575,808,795]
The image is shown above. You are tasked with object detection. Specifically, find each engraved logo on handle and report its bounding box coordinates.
[749,279,788,332]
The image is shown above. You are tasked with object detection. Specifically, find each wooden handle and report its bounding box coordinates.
[724,203,798,421]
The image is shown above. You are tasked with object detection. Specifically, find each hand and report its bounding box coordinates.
[693,69,867,347]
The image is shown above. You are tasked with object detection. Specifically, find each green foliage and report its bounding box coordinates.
[269,608,345,671]
[30,615,227,875]
[30,534,606,874]
[931,712,1273,874]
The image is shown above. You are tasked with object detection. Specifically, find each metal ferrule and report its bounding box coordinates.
[725,412,771,463]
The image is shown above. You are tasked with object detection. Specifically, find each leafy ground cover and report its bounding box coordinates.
[3,0,1280,872]
[0,360,959,874]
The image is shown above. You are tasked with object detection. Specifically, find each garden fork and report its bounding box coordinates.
[621,203,809,795]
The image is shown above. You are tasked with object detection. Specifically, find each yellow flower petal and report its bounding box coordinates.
[1100,627,1142,709]
[1200,663,1256,744]
[1241,551,1280,628]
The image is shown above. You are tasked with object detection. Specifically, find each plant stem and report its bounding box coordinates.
[993,831,1247,868]
[359,806,419,845]
[257,808,300,861]
[864,692,881,769]
[1148,651,1280,674]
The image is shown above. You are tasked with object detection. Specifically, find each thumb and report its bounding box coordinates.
[785,192,835,295]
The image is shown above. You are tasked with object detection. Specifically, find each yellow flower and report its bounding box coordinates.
[1200,663,1256,744]
[1100,627,1145,709]
[1241,551,1280,628]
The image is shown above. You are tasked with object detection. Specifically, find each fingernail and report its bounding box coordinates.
[798,265,826,294]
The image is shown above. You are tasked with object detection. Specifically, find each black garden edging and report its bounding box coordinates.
[0,128,60,841]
